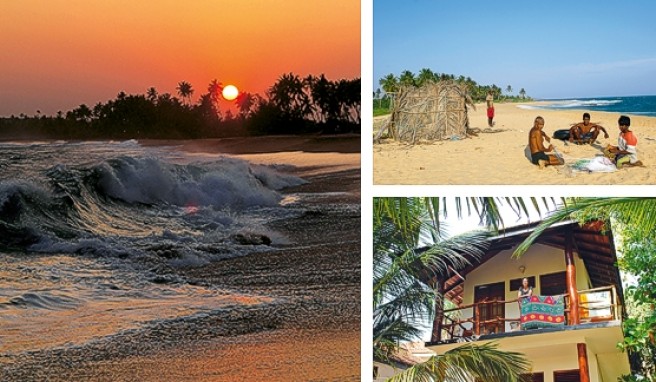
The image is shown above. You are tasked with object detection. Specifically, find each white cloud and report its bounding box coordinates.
[569,57,656,74]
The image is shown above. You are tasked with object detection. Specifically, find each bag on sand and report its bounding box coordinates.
[552,129,570,141]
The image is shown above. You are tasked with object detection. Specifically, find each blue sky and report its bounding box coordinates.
[374,1,656,99]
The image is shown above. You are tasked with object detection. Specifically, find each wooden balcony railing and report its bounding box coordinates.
[438,285,620,342]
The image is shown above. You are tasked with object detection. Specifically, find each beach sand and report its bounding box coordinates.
[373,103,656,184]
[142,134,361,181]
[1,136,361,382]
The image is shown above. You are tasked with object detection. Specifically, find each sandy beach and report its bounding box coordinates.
[373,103,656,184]
[1,136,360,381]
[141,135,361,181]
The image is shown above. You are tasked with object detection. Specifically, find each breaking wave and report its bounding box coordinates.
[0,155,306,262]
[544,99,624,109]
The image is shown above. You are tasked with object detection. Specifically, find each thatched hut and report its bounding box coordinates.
[376,81,474,144]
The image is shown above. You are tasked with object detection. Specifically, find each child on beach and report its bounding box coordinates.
[529,116,564,168]
[604,115,643,168]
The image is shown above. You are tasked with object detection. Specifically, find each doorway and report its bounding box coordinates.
[474,281,505,334]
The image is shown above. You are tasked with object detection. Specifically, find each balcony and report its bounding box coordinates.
[435,285,622,344]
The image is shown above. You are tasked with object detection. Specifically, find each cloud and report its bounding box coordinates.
[557,57,656,76]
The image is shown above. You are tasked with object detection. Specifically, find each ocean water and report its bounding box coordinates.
[518,95,656,117]
[0,140,307,354]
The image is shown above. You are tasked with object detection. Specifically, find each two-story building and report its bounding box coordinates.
[418,220,631,382]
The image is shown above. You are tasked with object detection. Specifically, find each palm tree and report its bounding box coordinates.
[491,84,502,99]
[308,74,335,123]
[439,73,452,82]
[380,74,399,96]
[268,72,311,119]
[519,88,526,99]
[176,81,194,105]
[506,85,513,96]
[508,197,656,379]
[374,197,532,381]
[207,79,223,103]
[513,198,656,257]
[388,343,531,382]
[399,70,416,87]
[146,87,158,103]
[375,88,382,109]
[417,68,435,87]
[236,91,255,118]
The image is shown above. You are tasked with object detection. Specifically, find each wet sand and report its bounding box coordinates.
[1,136,361,381]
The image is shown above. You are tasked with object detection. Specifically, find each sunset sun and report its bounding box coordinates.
[222,85,239,101]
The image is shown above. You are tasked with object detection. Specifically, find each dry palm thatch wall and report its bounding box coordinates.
[381,82,474,144]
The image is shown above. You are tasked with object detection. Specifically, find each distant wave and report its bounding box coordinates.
[620,111,656,116]
[544,99,623,109]
[516,104,540,110]
[516,96,656,116]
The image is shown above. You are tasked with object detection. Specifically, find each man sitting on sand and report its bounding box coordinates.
[569,112,609,145]
[529,116,564,168]
[604,115,643,168]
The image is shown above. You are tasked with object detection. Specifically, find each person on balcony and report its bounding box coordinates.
[518,277,533,301]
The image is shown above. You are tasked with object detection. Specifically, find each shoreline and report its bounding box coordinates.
[139,135,361,180]
[374,102,656,185]
[1,138,361,381]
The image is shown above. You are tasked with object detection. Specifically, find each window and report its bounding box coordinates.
[540,271,567,296]
[521,372,544,382]
[509,276,536,292]
[553,369,580,382]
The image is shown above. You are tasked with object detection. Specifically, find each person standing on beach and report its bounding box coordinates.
[529,116,564,168]
[486,90,495,127]
[604,115,642,168]
[569,112,609,144]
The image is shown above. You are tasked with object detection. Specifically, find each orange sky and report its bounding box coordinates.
[0,1,360,116]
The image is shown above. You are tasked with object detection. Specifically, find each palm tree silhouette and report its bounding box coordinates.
[207,79,223,104]
[176,81,194,106]
[236,91,255,118]
[269,73,310,119]
[146,87,158,103]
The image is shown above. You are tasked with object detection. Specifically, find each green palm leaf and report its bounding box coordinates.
[388,342,531,382]
[373,197,566,381]
[513,197,656,258]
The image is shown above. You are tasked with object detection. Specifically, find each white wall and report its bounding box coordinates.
[527,342,605,382]
[373,362,404,382]
[461,243,592,332]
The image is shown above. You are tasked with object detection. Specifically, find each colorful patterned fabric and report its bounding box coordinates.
[520,295,565,330]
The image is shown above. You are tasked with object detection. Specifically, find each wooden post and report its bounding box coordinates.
[565,229,580,325]
[474,303,481,336]
[577,343,591,382]
[430,279,444,343]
